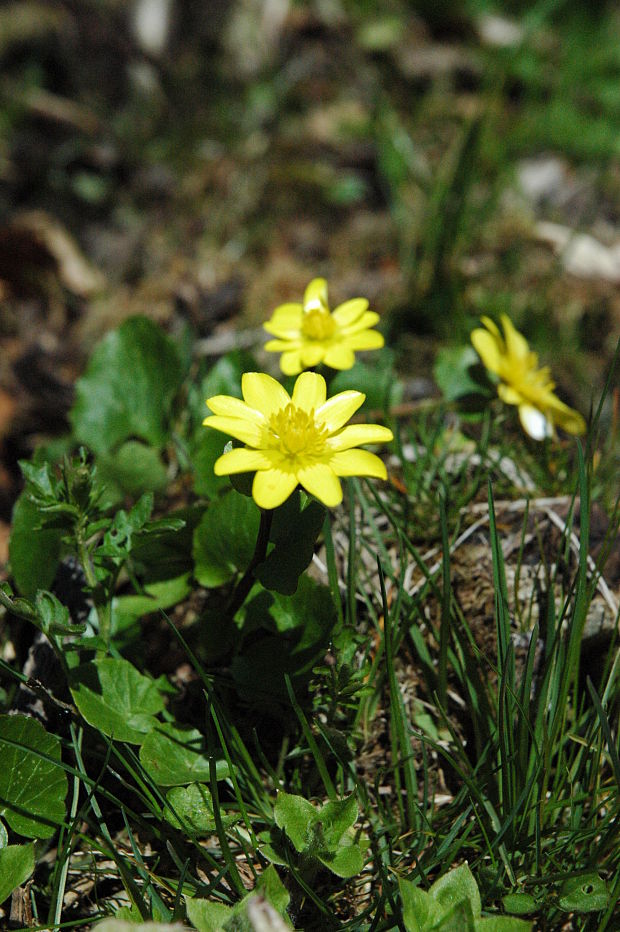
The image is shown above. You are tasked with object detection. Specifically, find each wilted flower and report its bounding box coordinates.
[471,314,586,440]
[263,278,384,375]
[203,371,393,509]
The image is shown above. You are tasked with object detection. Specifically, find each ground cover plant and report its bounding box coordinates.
[0,1,619,930]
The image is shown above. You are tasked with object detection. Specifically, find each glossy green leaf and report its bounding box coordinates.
[0,844,35,905]
[430,864,481,922]
[192,489,260,587]
[558,874,608,913]
[9,493,62,598]
[70,316,183,454]
[0,715,67,838]
[501,893,538,916]
[256,493,325,595]
[434,345,490,404]
[163,783,228,834]
[140,723,227,786]
[95,440,168,504]
[69,658,165,744]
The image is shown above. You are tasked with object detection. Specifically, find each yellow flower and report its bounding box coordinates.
[203,371,393,509]
[263,278,384,375]
[471,314,586,440]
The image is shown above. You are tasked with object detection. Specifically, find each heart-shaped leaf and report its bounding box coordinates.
[0,715,67,838]
[192,489,260,588]
[9,493,63,598]
[0,844,35,904]
[70,316,183,454]
[69,658,165,744]
[140,723,228,786]
[558,874,608,913]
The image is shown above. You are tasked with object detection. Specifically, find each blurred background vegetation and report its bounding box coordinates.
[0,0,618,522]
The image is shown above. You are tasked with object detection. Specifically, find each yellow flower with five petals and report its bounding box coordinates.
[263,278,384,375]
[203,371,393,509]
[471,314,586,440]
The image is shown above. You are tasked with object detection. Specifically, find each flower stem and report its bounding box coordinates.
[226,508,273,619]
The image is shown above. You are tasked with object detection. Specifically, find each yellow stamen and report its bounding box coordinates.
[268,403,328,456]
[301,307,336,341]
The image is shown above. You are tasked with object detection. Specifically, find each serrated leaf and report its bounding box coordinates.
[69,658,165,744]
[0,843,35,904]
[140,723,227,786]
[70,316,183,454]
[9,493,63,598]
[192,490,260,588]
[0,715,67,838]
[558,874,608,913]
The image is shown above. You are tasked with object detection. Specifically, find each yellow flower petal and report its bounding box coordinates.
[264,338,302,352]
[497,384,525,407]
[315,391,365,432]
[548,401,586,435]
[471,328,502,374]
[323,344,355,369]
[518,404,553,440]
[480,315,501,339]
[203,415,264,447]
[340,310,380,334]
[331,298,368,327]
[299,343,326,368]
[329,449,387,479]
[214,447,273,475]
[327,424,393,451]
[345,329,384,351]
[303,278,329,311]
[206,395,263,420]
[291,372,327,412]
[280,350,303,375]
[263,303,303,337]
[297,462,343,507]
[252,468,299,509]
[500,314,530,361]
[242,372,290,418]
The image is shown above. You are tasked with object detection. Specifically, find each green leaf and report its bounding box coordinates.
[163,783,233,834]
[319,795,359,848]
[0,715,68,838]
[185,897,232,932]
[95,923,183,932]
[434,899,476,931]
[191,428,234,498]
[69,658,166,744]
[0,844,35,905]
[256,494,325,595]
[430,864,481,922]
[317,841,364,879]
[232,579,337,702]
[140,723,227,786]
[501,894,537,916]
[274,792,317,853]
[96,441,168,503]
[558,874,608,913]
[192,490,260,587]
[113,574,191,630]
[399,878,435,932]
[70,316,183,454]
[9,493,63,598]
[475,917,533,930]
[433,345,490,404]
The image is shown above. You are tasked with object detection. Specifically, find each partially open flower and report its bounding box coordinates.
[263,278,384,375]
[471,314,586,440]
[203,371,393,509]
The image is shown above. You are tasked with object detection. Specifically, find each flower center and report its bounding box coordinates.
[268,403,328,456]
[301,307,336,341]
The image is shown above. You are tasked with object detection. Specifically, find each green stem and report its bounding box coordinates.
[75,520,109,653]
[226,508,273,619]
